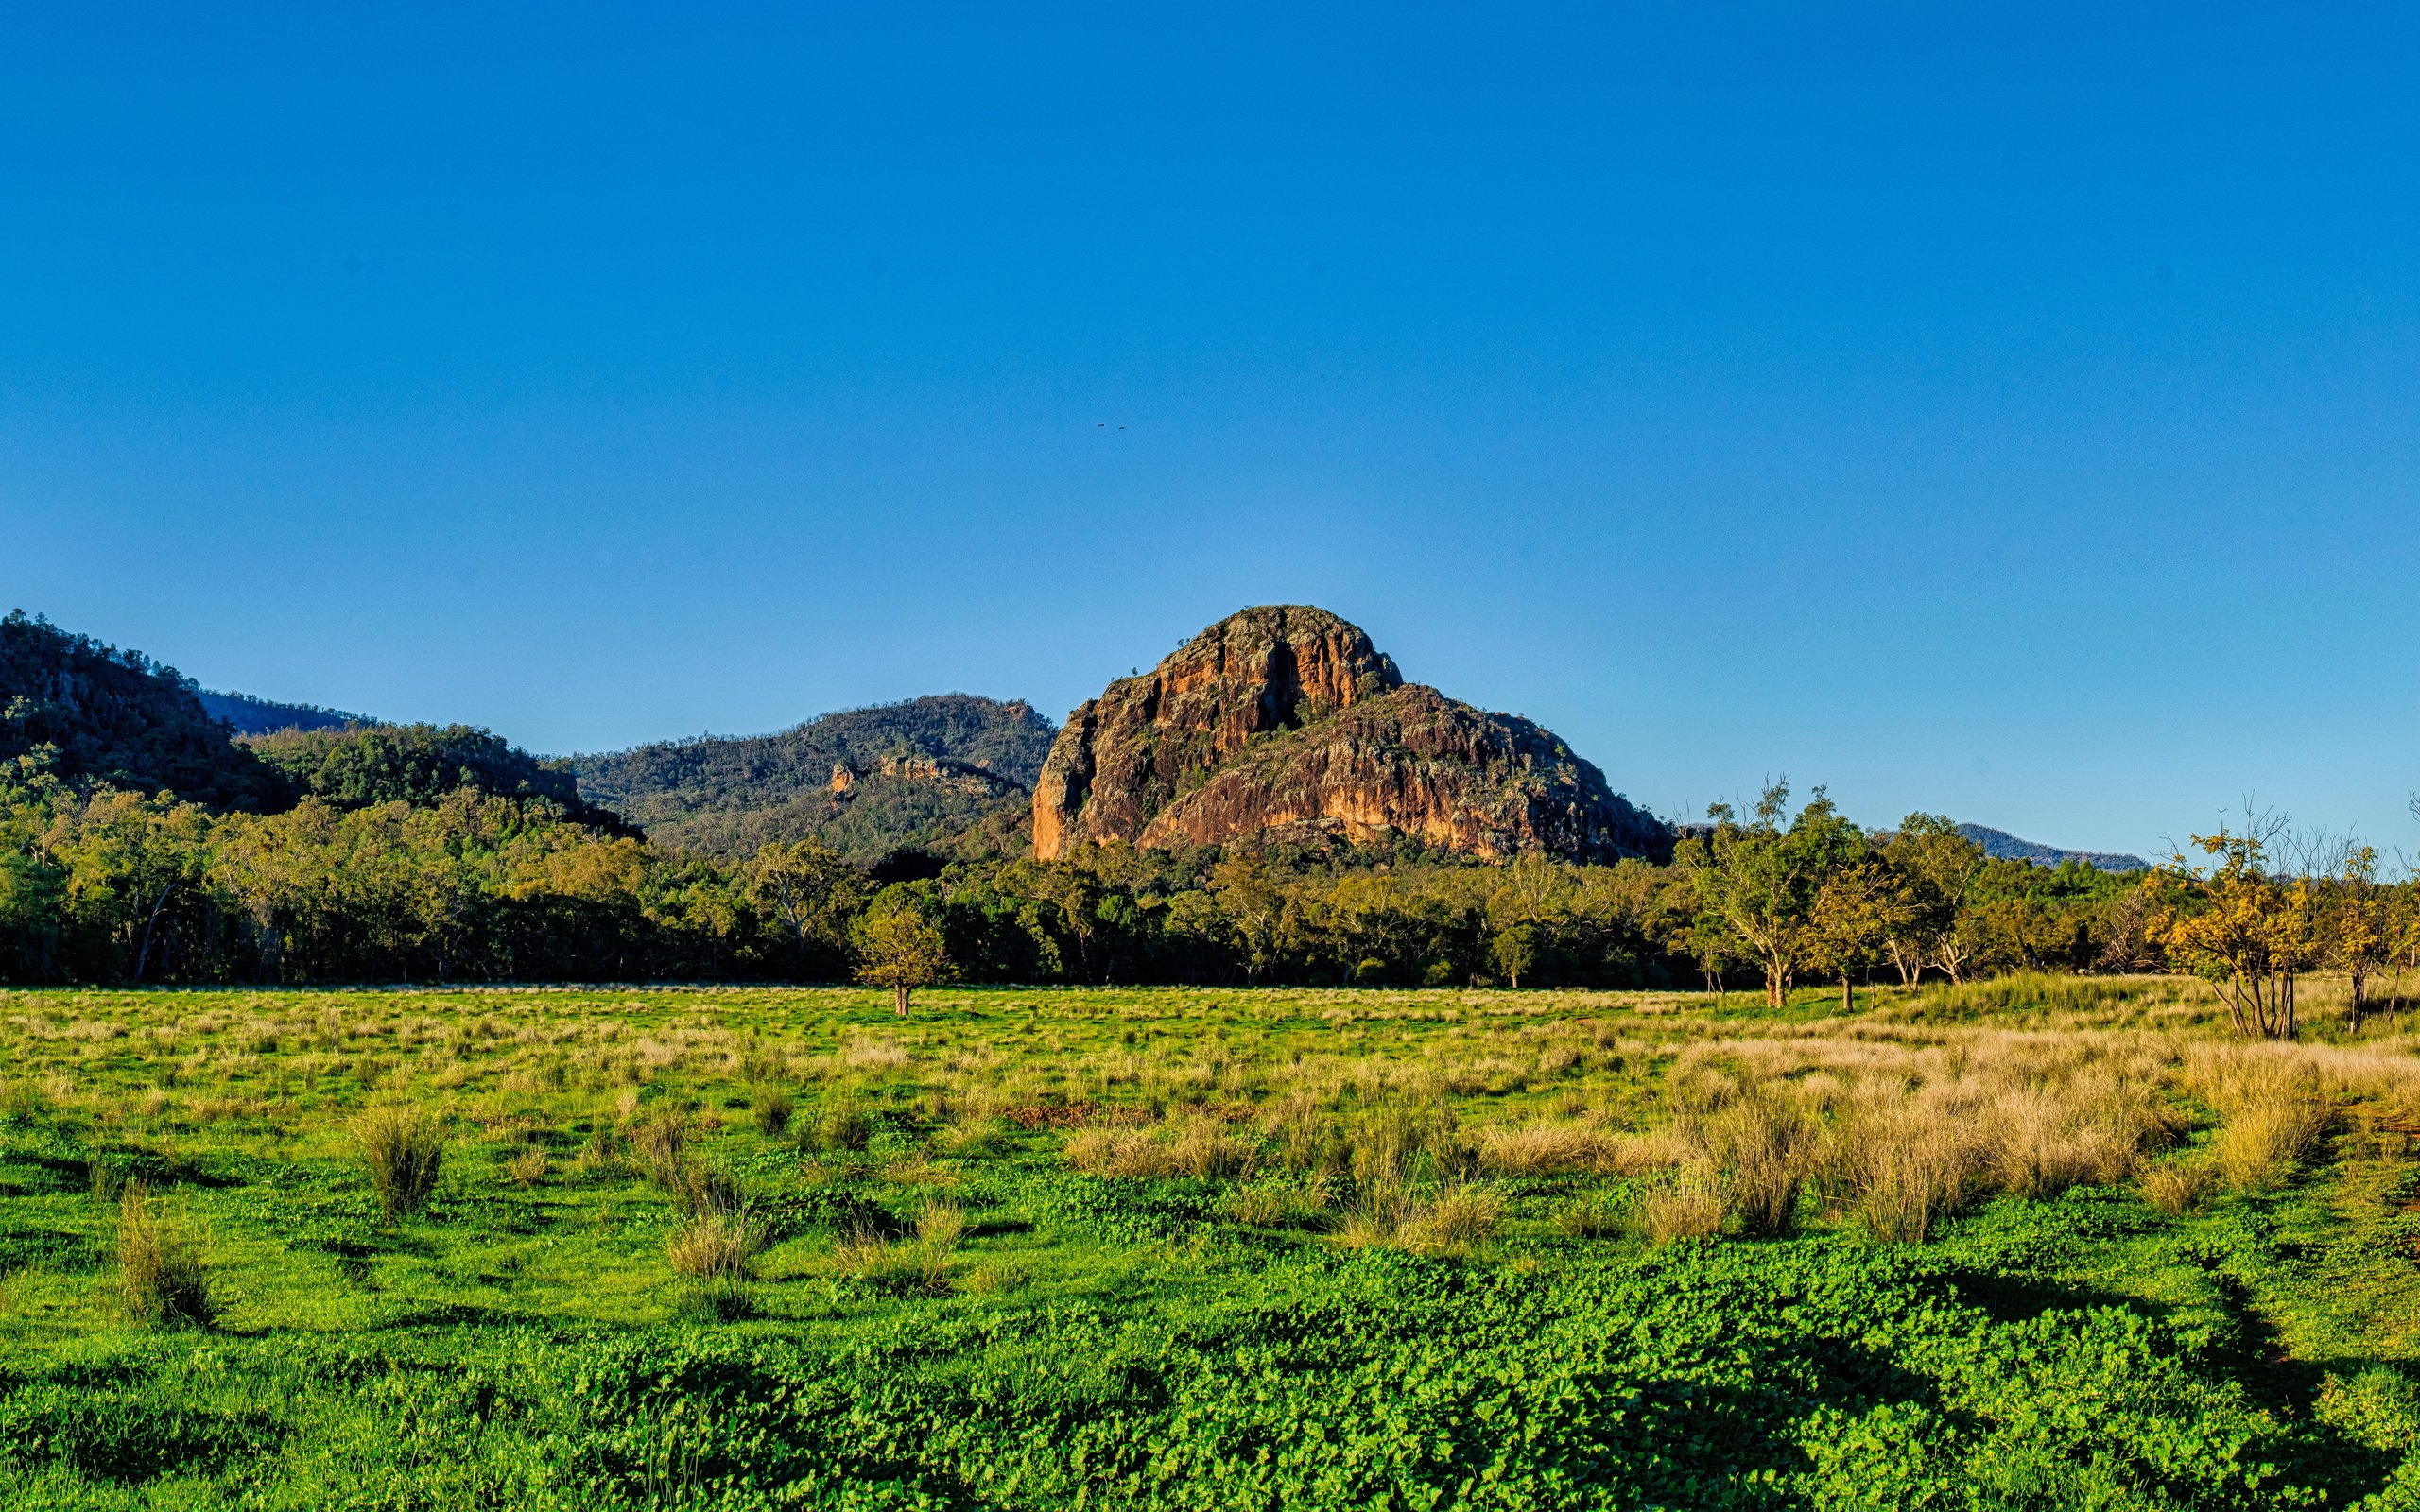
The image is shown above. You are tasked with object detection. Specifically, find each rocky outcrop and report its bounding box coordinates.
[829,753,1024,803]
[1033,606,1668,863]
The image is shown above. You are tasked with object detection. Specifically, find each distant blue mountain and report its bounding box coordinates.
[1957,823,2146,873]
[199,690,376,736]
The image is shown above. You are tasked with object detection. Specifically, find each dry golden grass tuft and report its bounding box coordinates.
[826,1223,956,1296]
[666,1209,767,1281]
[1401,1184,1503,1257]
[1687,1091,1816,1237]
[1063,1116,1257,1180]
[115,1184,211,1328]
[1984,1075,2156,1200]
[1477,1122,1625,1177]
[1219,1176,1334,1228]
[915,1199,966,1248]
[2139,1159,2216,1215]
[752,1084,795,1138]
[1639,1169,1726,1245]
[2183,1046,2336,1191]
[629,1106,691,1190]
[354,1104,446,1222]
[1331,1183,1417,1249]
[1810,1084,1985,1245]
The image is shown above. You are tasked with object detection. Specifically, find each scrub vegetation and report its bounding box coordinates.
[9,975,2420,1507]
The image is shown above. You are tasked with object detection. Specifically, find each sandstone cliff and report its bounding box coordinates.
[1033,606,1667,863]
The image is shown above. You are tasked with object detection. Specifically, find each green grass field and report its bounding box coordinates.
[7,977,2420,1509]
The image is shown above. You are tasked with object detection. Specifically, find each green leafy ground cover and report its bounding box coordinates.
[2,980,2419,1508]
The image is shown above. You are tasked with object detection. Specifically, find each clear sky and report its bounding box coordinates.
[5,3,2416,860]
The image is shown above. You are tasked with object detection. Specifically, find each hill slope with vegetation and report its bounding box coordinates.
[569,694,1055,861]
[247,722,629,832]
[0,611,284,811]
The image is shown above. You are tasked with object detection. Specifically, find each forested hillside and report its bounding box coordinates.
[0,610,283,810]
[248,722,631,833]
[570,694,1055,860]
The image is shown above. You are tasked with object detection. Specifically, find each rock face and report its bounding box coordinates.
[1033,606,1668,863]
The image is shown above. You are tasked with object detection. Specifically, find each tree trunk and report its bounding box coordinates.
[1766,966,1784,1010]
[1841,972,1853,1012]
[131,884,175,987]
[2350,970,2368,1032]
[894,983,910,1018]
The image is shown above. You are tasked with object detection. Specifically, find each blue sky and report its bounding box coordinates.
[5,3,2416,859]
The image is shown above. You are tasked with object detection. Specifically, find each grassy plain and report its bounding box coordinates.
[7,976,2420,1507]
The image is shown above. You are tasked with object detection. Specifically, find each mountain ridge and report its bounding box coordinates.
[1956,823,2147,873]
[568,693,1055,860]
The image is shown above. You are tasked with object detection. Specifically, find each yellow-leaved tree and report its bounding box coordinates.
[2320,842,2395,1031]
[2146,830,2319,1040]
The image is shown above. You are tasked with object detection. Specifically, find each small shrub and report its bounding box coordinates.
[116,1185,211,1328]
[2140,1158,2216,1215]
[354,1105,446,1222]
[753,1085,795,1139]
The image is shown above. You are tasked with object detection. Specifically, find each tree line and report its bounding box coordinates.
[20,741,2397,1029]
